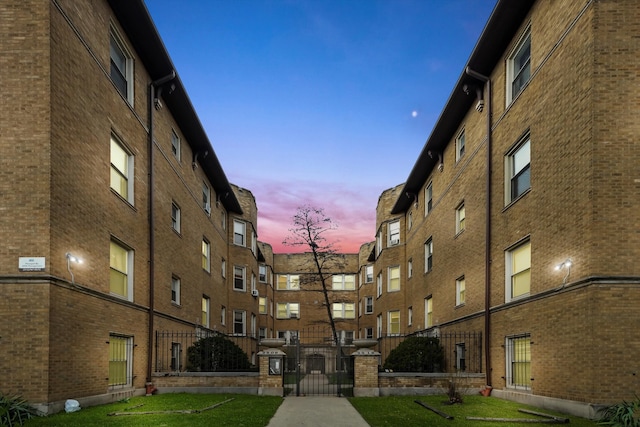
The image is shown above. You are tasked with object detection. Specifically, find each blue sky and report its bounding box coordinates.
[145,0,496,253]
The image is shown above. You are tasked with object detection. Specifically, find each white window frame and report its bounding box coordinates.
[171,201,181,233]
[221,258,226,278]
[505,135,531,204]
[506,27,531,105]
[110,239,133,301]
[171,342,181,371]
[251,314,256,338]
[277,274,300,291]
[376,314,382,338]
[408,259,413,279]
[251,230,257,255]
[376,273,382,298]
[202,296,210,328]
[171,129,181,161]
[365,265,374,283]
[332,274,355,290]
[259,264,267,282]
[364,296,374,314]
[376,231,382,257]
[276,302,300,319]
[388,221,400,246]
[233,265,246,291]
[234,220,246,246]
[108,334,133,388]
[424,182,433,216]
[506,334,532,390]
[259,297,267,314]
[220,305,226,326]
[456,343,466,372]
[109,27,134,105]
[332,302,356,319]
[505,239,531,302]
[365,327,374,340]
[408,211,413,231]
[171,275,180,305]
[202,238,210,272]
[456,276,466,306]
[233,310,246,335]
[388,310,400,335]
[456,202,466,234]
[425,238,433,273]
[408,306,413,326]
[387,266,400,292]
[110,134,134,204]
[425,296,433,328]
[202,182,211,214]
[456,129,466,162]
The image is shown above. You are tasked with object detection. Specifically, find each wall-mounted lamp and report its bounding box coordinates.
[554,258,572,285]
[427,150,444,172]
[66,252,82,284]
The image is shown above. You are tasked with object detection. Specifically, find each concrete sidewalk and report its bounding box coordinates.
[266,396,370,427]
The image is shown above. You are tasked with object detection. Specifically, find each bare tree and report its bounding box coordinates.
[283,205,343,344]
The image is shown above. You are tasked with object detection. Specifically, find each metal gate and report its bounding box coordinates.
[283,328,354,396]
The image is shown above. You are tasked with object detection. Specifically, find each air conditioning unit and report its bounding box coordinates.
[204,203,211,215]
[390,238,399,245]
[251,289,259,297]
[290,313,298,319]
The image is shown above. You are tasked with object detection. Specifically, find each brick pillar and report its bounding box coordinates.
[258,347,285,396]
[353,348,380,397]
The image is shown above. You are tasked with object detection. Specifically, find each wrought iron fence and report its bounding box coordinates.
[377,330,482,373]
[155,329,259,373]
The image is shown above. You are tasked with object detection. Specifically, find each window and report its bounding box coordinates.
[171,276,180,305]
[201,296,210,328]
[171,129,180,161]
[425,297,433,328]
[332,274,355,290]
[408,211,413,230]
[364,327,374,339]
[278,330,298,345]
[251,230,257,255]
[259,264,267,282]
[259,328,267,340]
[110,239,133,301]
[108,334,132,388]
[259,297,267,314]
[109,29,133,104]
[332,303,355,319]
[376,273,382,298]
[506,334,532,389]
[171,342,181,371]
[221,306,226,325]
[456,129,466,162]
[408,306,413,326]
[171,202,181,233]
[251,273,256,292]
[365,265,374,283]
[376,315,382,338]
[388,221,400,246]
[456,276,466,306]
[424,238,433,273]
[233,220,246,246]
[376,231,382,257]
[388,310,400,335]
[425,183,433,216]
[364,296,374,314]
[506,240,531,301]
[202,183,211,214]
[110,134,134,203]
[221,210,226,230]
[234,266,246,291]
[456,343,466,371]
[506,136,531,203]
[388,266,400,292]
[221,258,226,278]
[507,28,531,104]
[251,314,256,337]
[201,239,210,272]
[233,310,246,335]
[277,274,300,290]
[456,203,466,234]
[277,303,300,319]
[338,330,354,346]
[408,259,413,279]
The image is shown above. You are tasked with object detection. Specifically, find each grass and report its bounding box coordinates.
[25,394,282,427]
[348,395,600,427]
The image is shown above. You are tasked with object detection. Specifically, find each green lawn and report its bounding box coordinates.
[25,394,282,427]
[348,395,600,427]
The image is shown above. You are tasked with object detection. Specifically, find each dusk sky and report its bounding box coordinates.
[145,0,496,253]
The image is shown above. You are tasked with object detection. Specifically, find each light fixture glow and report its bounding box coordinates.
[66,252,82,284]
[555,258,572,284]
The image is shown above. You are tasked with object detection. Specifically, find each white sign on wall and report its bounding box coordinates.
[19,257,46,272]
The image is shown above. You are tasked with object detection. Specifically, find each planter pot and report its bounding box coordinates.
[352,339,378,349]
[260,338,286,348]
[480,386,492,397]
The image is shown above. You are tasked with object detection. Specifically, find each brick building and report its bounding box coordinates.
[1,0,638,416]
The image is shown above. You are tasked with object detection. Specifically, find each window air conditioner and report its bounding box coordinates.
[251,289,259,297]
[204,203,211,215]
[290,313,298,319]
[390,238,399,245]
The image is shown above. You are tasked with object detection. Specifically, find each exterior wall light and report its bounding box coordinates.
[555,258,572,284]
[66,252,82,284]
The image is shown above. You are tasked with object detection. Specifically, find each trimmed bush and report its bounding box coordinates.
[383,336,444,372]
[186,335,252,371]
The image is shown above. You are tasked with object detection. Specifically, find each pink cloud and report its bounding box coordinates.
[234,177,379,254]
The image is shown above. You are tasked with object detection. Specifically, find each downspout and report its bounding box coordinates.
[465,66,492,386]
[147,71,176,386]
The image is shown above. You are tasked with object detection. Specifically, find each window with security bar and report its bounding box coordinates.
[506,334,532,390]
[109,334,133,388]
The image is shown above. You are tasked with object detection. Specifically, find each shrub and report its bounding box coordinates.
[383,336,444,372]
[598,398,640,427]
[186,335,252,371]
[0,394,40,426]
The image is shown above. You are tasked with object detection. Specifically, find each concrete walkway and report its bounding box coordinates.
[266,396,370,427]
